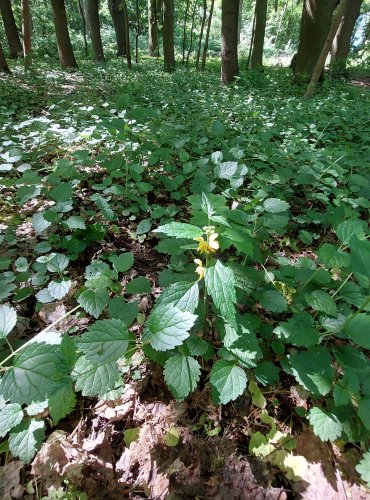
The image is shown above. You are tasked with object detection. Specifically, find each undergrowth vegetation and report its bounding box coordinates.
[0,60,370,484]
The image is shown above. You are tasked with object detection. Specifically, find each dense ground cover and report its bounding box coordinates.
[0,60,370,497]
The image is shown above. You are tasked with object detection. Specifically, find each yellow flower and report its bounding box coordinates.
[194,259,205,280]
[193,232,219,254]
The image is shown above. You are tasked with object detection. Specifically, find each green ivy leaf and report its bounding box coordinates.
[164,355,201,400]
[263,198,290,213]
[210,360,247,405]
[153,222,203,239]
[156,281,199,313]
[0,304,17,339]
[112,252,134,272]
[0,404,24,438]
[8,419,45,463]
[73,356,122,397]
[146,305,197,351]
[78,289,109,318]
[205,260,236,326]
[309,407,343,441]
[356,451,370,487]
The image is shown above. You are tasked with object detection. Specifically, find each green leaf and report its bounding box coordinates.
[263,198,290,213]
[156,281,199,313]
[64,215,86,230]
[0,404,24,438]
[205,260,236,326]
[126,277,151,294]
[255,362,280,386]
[108,298,138,325]
[136,219,152,235]
[46,253,69,273]
[112,252,134,272]
[258,290,288,313]
[146,305,197,351]
[35,288,55,304]
[343,314,370,349]
[336,219,365,245]
[0,304,17,339]
[288,346,334,396]
[49,378,77,425]
[73,356,122,397]
[214,161,238,179]
[309,407,342,441]
[32,212,52,234]
[8,419,45,463]
[164,355,201,400]
[153,222,203,239]
[201,192,215,217]
[26,401,48,416]
[274,313,320,347]
[49,182,73,202]
[333,345,370,371]
[210,360,247,405]
[358,398,370,430]
[356,451,370,487]
[76,319,135,363]
[78,289,109,318]
[48,278,71,300]
[15,257,28,272]
[306,290,337,316]
[350,237,370,280]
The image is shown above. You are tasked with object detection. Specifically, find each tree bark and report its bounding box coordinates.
[135,0,139,63]
[196,0,207,70]
[305,0,347,98]
[85,0,105,62]
[186,0,198,67]
[22,0,32,68]
[51,0,78,68]
[109,0,127,56]
[200,0,214,70]
[182,0,190,63]
[330,0,362,74]
[163,0,175,72]
[148,0,159,56]
[249,0,267,69]
[0,0,23,58]
[122,0,132,68]
[294,0,338,82]
[78,0,89,56]
[0,38,11,71]
[221,0,239,84]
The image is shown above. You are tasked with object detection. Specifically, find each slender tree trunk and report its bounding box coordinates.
[274,0,288,46]
[22,0,32,69]
[186,0,198,67]
[0,0,23,58]
[182,0,190,63]
[249,0,267,69]
[148,0,159,56]
[109,0,127,56]
[78,0,89,56]
[51,0,78,68]
[238,0,243,43]
[330,0,362,74]
[0,38,11,71]
[294,0,338,82]
[135,0,139,63]
[200,0,214,70]
[85,0,105,62]
[122,0,132,68]
[221,0,239,84]
[163,0,175,71]
[247,4,256,68]
[196,0,207,70]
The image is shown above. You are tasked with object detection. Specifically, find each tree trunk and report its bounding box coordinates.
[85,0,105,62]
[122,0,132,68]
[148,0,159,56]
[196,0,207,70]
[186,0,198,67]
[294,0,338,82]
[200,0,214,70]
[163,0,175,72]
[78,0,89,56]
[51,0,78,68]
[0,0,23,58]
[22,0,32,69]
[0,38,11,71]
[221,0,239,84]
[182,0,190,63]
[330,0,362,74]
[305,0,348,98]
[249,0,267,69]
[108,0,127,56]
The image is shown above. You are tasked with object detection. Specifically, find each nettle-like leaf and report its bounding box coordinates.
[112,252,134,273]
[153,222,203,239]
[76,319,135,363]
[109,298,138,325]
[48,279,72,300]
[349,237,370,280]
[0,403,24,438]
[344,314,370,349]
[156,281,199,313]
[356,451,370,487]
[64,215,86,230]
[0,304,17,339]
[309,407,342,441]
[263,198,290,213]
[336,219,366,245]
[78,289,109,318]
[306,290,337,316]
[257,290,288,313]
[274,313,320,347]
[214,161,238,179]
[146,304,197,351]
[164,354,201,400]
[126,277,151,294]
[32,212,52,235]
[73,356,122,397]
[46,253,69,273]
[48,378,77,425]
[9,419,45,463]
[205,261,236,326]
[358,398,370,430]
[210,360,247,405]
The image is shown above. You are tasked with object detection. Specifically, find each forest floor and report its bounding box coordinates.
[1,60,370,499]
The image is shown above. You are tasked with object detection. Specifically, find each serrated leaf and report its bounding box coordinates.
[153,222,203,239]
[78,289,109,318]
[136,219,152,235]
[214,161,238,179]
[26,400,48,416]
[358,398,370,430]
[35,288,55,304]
[64,215,86,230]
[309,407,342,441]
[255,362,280,386]
[49,378,77,424]
[306,290,337,316]
[343,314,370,349]
[73,356,122,397]
[8,419,45,463]
[274,313,320,347]
[336,219,365,245]
[49,182,73,202]
[108,298,138,325]
[258,289,288,313]
[32,212,52,234]
[205,260,236,326]
[46,253,69,273]
[288,346,334,396]
[356,451,370,487]
[48,279,71,300]
[164,355,201,400]
[112,252,134,272]
[183,336,212,357]
[146,305,197,351]
[263,198,290,213]
[0,404,24,438]
[156,281,199,313]
[15,257,28,272]
[210,360,247,405]
[349,237,370,280]
[0,304,17,339]
[333,345,370,371]
[126,277,151,294]
[201,192,214,216]
[76,319,135,363]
